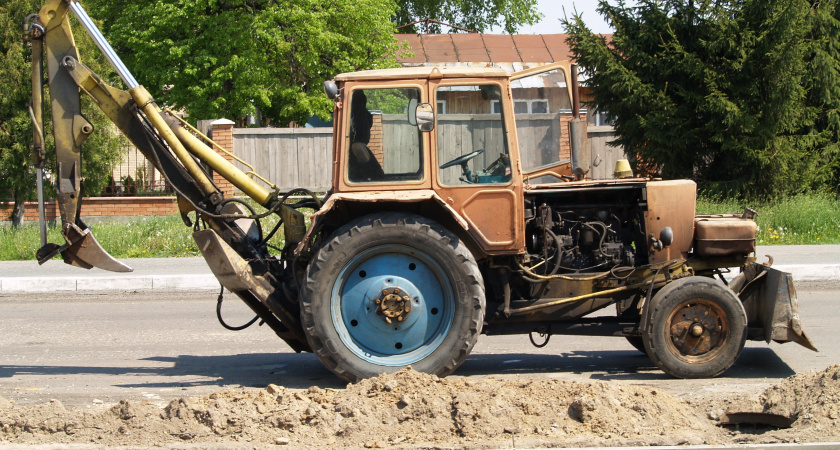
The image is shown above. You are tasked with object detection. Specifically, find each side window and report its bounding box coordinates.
[436,84,511,185]
[512,69,570,172]
[347,88,422,183]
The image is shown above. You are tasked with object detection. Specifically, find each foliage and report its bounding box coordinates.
[394,0,542,34]
[1,0,126,225]
[365,88,419,115]
[0,0,40,215]
[563,0,840,199]
[85,0,402,126]
[697,192,840,245]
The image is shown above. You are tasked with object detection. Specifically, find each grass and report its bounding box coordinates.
[0,216,200,261]
[2,193,838,261]
[697,192,840,245]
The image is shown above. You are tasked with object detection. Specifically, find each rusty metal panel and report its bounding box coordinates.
[694,216,757,256]
[460,189,518,247]
[644,180,697,264]
[511,35,553,63]
[395,34,426,64]
[418,34,458,62]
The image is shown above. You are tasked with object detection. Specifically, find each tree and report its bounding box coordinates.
[84,0,541,126]
[563,0,840,198]
[0,0,33,225]
[85,0,403,127]
[1,0,126,226]
[394,0,541,34]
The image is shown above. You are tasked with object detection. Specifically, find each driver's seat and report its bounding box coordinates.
[349,142,385,182]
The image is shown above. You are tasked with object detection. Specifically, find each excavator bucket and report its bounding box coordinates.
[36,223,133,272]
[28,0,132,273]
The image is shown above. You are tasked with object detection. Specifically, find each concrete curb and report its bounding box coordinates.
[773,264,840,282]
[0,274,219,293]
[0,265,836,294]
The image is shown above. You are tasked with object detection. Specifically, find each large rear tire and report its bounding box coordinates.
[642,276,747,379]
[301,213,485,383]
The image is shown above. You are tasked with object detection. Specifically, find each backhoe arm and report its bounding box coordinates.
[26,0,313,352]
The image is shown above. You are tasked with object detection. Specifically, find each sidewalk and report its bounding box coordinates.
[0,245,837,293]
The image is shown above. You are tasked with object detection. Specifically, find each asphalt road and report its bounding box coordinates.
[1,280,837,407]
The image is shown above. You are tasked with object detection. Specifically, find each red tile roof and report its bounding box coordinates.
[395,33,592,64]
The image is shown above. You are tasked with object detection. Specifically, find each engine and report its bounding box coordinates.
[524,201,644,275]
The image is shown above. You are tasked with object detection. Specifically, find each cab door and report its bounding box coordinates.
[509,62,577,185]
[431,78,524,255]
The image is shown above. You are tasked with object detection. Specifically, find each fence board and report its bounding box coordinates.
[233,128,333,192]
[230,125,625,192]
[588,127,624,180]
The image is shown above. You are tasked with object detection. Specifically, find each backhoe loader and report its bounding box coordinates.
[24,0,816,383]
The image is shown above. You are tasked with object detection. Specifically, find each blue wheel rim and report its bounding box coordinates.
[330,244,454,366]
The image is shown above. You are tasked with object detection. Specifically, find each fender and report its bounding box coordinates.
[295,190,469,257]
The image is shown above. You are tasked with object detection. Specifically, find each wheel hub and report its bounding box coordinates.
[669,302,726,357]
[375,288,412,324]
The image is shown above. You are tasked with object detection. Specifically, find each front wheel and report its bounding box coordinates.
[301,213,485,382]
[642,276,747,379]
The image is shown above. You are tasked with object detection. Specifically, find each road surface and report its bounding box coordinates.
[1,281,837,407]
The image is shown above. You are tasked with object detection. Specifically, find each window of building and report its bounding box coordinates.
[512,68,568,172]
[513,99,549,114]
[436,100,446,114]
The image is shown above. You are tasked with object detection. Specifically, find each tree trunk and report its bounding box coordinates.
[11,191,25,228]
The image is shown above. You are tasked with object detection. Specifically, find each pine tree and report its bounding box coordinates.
[564,0,840,198]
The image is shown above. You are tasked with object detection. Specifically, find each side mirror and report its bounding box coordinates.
[407,98,419,125]
[323,81,339,100]
[416,103,434,132]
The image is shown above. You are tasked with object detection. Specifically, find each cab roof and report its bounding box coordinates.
[334,65,511,82]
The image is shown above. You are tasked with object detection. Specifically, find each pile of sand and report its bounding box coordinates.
[2,365,839,448]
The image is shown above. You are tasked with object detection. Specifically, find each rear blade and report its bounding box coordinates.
[739,263,816,351]
[59,223,133,272]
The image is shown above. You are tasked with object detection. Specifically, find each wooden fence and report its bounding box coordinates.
[231,123,623,192]
[233,128,333,192]
[587,126,623,180]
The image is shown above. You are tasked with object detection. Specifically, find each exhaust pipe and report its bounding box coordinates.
[568,64,590,180]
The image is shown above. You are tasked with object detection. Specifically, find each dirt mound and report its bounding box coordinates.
[0,368,727,448]
[715,364,840,444]
[5,365,840,448]
[760,364,840,422]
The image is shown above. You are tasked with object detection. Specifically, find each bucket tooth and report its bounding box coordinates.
[52,223,133,272]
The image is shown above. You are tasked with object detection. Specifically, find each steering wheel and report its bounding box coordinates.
[439,149,485,169]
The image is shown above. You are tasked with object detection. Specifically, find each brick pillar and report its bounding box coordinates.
[558,113,587,161]
[211,118,236,198]
[368,113,384,165]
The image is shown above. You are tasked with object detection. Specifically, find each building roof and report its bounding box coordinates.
[335,65,510,82]
[395,34,577,65]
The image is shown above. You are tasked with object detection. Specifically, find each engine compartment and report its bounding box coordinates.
[523,184,650,277]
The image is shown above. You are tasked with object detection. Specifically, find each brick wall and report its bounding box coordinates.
[1,197,177,222]
[558,113,587,161]
[210,119,236,198]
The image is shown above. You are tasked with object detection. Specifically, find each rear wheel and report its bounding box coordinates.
[642,276,747,378]
[301,213,484,383]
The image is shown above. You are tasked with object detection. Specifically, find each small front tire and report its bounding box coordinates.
[642,276,747,379]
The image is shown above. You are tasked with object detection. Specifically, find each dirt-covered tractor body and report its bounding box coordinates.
[26,0,815,383]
